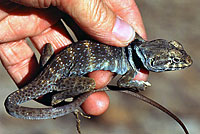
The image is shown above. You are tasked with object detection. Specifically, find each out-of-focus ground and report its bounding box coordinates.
[0,0,200,134]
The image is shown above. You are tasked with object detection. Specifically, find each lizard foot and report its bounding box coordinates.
[73,109,91,134]
[118,80,151,91]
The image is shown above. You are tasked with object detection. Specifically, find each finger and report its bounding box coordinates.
[62,0,136,46]
[105,0,147,39]
[0,40,39,87]
[0,5,61,43]
[88,70,114,89]
[134,69,149,81]
[30,21,72,53]
[0,5,70,86]
[81,91,109,115]
[11,0,136,47]
[82,70,113,115]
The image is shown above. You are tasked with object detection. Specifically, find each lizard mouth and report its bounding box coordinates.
[185,55,193,66]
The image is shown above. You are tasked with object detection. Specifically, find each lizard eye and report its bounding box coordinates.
[173,58,180,63]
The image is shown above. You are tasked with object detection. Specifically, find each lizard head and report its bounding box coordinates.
[134,39,193,72]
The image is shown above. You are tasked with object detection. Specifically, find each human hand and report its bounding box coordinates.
[0,0,148,116]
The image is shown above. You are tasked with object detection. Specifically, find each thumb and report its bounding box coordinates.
[11,0,135,47]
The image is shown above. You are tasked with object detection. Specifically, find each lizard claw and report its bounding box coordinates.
[127,80,151,92]
[144,81,151,87]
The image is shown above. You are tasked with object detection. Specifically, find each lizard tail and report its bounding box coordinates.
[4,84,189,134]
[107,85,189,134]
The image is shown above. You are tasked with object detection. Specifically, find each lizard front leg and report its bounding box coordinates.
[117,69,151,91]
[39,43,55,68]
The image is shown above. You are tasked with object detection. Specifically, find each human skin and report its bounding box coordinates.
[0,0,148,116]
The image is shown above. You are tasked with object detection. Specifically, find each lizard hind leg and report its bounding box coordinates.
[51,77,96,106]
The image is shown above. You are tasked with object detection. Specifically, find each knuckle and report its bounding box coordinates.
[89,1,113,30]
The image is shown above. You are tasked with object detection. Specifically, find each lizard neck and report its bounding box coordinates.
[125,44,145,72]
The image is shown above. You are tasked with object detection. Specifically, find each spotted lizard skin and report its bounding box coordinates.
[4,35,192,121]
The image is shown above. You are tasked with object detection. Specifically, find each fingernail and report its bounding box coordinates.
[112,17,135,45]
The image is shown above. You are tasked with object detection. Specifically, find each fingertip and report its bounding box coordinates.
[134,68,149,81]
[61,0,136,47]
[112,17,135,46]
[0,40,39,86]
[88,70,114,89]
[81,91,109,116]
[105,0,147,41]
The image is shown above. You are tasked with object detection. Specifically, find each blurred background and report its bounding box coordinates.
[0,0,199,134]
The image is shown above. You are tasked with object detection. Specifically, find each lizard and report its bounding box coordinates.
[4,33,192,134]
